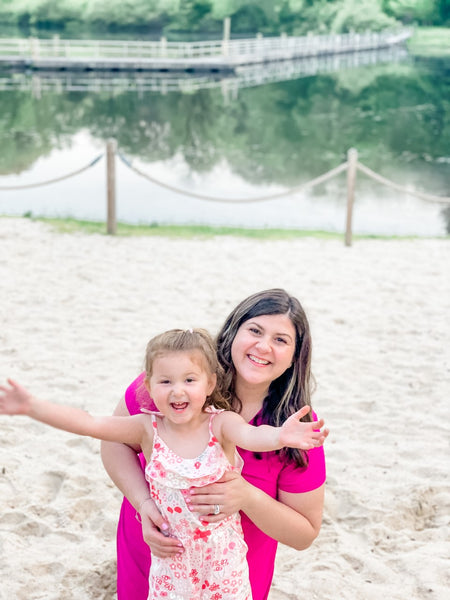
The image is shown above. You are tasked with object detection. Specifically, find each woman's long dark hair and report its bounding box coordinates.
[216,289,314,468]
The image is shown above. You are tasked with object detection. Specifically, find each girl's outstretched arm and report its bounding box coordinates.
[216,405,328,452]
[0,378,146,446]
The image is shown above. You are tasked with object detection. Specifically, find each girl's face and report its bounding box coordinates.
[146,351,216,425]
[231,313,296,393]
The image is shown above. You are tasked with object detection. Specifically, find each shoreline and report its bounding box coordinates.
[2,214,449,241]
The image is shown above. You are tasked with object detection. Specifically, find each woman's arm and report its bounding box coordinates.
[100,396,151,512]
[242,480,324,549]
[189,472,324,549]
[100,396,184,558]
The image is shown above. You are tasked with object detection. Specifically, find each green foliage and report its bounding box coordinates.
[84,0,178,29]
[0,0,421,33]
[1,0,448,33]
[383,0,448,25]
[231,4,269,32]
[408,26,450,56]
[164,1,217,31]
[330,0,397,32]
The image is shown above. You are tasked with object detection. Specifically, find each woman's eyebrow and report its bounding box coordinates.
[248,322,294,341]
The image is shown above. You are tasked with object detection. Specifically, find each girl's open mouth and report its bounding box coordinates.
[171,402,188,411]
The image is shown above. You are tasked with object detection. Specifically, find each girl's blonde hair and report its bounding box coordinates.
[144,328,232,411]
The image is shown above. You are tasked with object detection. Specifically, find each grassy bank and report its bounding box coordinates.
[407,27,450,57]
[4,215,444,241]
[30,217,345,239]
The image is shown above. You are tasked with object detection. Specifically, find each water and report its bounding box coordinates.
[0,45,449,236]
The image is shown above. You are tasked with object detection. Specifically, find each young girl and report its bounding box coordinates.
[0,328,327,600]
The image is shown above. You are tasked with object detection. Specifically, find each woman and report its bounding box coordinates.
[101,289,327,600]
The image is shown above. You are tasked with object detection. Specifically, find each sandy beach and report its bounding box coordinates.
[0,217,448,600]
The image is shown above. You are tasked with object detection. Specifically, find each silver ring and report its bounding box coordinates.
[213,504,220,515]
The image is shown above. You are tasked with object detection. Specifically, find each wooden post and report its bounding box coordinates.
[52,34,60,56]
[160,36,167,57]
[30,37,39,59]
[222,17,230,57]
[345,148,358,247]
[106,139,117,235]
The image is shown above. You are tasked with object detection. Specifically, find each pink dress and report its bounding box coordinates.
[144,409,252,600]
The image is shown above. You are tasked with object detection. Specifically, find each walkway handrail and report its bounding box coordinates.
[0,28,412,61]
[118,153,348,204]
[0,154,103,190]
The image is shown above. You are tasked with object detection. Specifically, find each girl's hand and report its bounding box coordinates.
[279,406,329,449]
[139,498,184,558]
[0,379,33,415]
[186,470,248,523]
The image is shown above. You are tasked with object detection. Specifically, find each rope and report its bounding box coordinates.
[0,154,103,191]
[356,161,450,205]
[118,153,348,204]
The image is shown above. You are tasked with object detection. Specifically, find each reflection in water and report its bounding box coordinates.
[0,47,448,236]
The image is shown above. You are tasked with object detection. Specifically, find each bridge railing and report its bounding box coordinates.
[0,29,412,61]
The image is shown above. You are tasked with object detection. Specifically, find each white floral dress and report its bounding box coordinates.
[144,408,252,600]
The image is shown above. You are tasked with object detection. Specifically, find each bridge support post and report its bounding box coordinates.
[222,17,230,56]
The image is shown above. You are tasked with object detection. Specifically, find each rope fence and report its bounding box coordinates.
[118,153,349,204]
[0,154,103,190]
[355,161,450,205]
[1,141,449,245]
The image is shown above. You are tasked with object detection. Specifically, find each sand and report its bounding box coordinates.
[0,217,448,600]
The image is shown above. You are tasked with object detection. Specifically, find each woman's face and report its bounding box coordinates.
[231,313,296,392]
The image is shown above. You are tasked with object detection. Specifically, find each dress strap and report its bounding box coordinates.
[207,409,223,438]
[140,408,161,433]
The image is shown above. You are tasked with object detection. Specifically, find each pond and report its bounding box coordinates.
[0,42,449,236]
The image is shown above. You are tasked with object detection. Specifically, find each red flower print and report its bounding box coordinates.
[194,461,201,469]
[193,528,212,541]
[208,436,218,446]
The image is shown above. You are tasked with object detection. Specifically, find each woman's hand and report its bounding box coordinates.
[186,470,248,523]
[139,498,185,558]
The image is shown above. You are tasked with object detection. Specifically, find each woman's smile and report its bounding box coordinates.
[247,354,271,366]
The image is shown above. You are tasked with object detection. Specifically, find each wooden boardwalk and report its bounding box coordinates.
[0,29,412,73]
[0,45,409,96]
